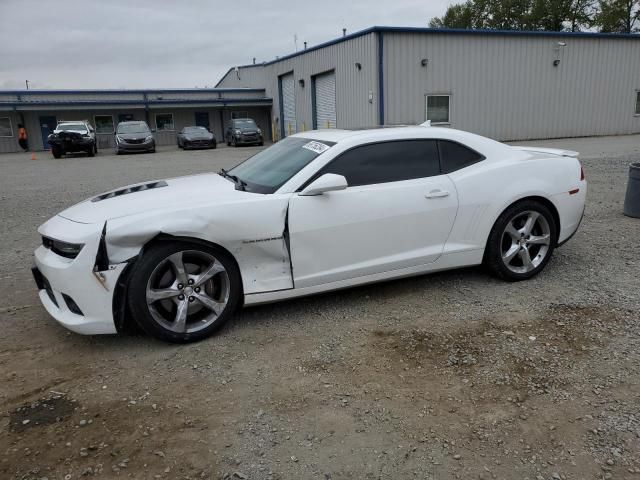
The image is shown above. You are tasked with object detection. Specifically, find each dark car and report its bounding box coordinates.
[225,118,263,147]
[115,121,156,154]
[48,121,97,159]
[177,126,216,149]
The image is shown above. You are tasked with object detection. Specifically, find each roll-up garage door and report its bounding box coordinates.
[280,73,296,137]
[314,71,336,129]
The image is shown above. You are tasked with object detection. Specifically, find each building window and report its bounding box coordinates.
[426,95,450,124]
[155,113,175,131]
[636,91,640,115]
[94,115,114,134]
[231,111,248,119]
[0,117,13,137]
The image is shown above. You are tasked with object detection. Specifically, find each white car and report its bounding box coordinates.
[32,125,586,343]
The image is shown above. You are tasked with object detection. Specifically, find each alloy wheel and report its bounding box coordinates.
[500,210,551,274]
[145,250,230,333]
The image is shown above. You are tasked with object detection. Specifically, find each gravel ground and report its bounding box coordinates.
[1,137,639,480]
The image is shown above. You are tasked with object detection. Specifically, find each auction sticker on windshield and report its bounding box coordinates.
[302,141,331,154]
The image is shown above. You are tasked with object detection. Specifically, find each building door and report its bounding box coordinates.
[39,115,57,150]
[279,73,296,138]
[313,70,336,129]
[195,112,210,130]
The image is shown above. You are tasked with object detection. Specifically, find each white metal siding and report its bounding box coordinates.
[383,32,640,141]
[280,73,296,136]
[314,71,336,128]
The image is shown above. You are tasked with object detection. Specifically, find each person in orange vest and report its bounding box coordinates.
[18,124,28,152]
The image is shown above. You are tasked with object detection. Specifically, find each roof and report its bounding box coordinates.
[291,125,511,156]
[0,87,266,95]
[0,88,272,111]
[218,25,640,85]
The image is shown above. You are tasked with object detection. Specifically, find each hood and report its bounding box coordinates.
[117,132,151,140]
[58,173,251,224]
[184,131,214,140]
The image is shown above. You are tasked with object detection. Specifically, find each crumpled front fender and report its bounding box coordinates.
[105,196,293,295]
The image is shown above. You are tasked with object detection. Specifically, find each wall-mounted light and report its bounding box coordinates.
[298,79,305,88]
[421,58,429,67]
[355,62,362,71]
[553,41,566,67]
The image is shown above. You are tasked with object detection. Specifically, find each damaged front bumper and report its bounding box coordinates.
[33,215,127,335]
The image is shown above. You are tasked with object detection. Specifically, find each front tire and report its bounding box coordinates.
[127,241,241,343]
[485,200,557,281]
[51,146,62,159]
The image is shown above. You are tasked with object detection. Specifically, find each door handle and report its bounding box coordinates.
[425,189,450,199]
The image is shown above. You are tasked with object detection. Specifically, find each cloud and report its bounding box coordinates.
[0,0,448,89]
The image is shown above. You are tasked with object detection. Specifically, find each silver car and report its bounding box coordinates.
[115,121,156,154]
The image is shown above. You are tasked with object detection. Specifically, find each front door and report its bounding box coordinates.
[39,115,56,150]
[287,139,459,288]
[195,112,210,130]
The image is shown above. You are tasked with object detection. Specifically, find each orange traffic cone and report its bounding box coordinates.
[31,152,37,160]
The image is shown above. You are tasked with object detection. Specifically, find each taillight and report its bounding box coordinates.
[580,164,585,181]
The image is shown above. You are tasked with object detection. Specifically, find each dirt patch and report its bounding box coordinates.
[9,394,77,432]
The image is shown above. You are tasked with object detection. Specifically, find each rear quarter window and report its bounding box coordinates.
[438,140,484,173]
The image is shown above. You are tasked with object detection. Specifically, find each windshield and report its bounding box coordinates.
[117,123,150,134]
[232,119,257,129]
[227,137,335,194]
[57,123,87,132]
[184,126,207,133]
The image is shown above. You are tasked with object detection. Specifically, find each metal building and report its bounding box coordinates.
[216,26,640,141]
[0,88,272,153]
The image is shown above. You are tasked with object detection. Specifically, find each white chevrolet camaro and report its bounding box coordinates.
[33,125,586,342]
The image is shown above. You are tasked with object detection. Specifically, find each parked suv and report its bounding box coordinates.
[48,120,97,159]
[225,118,263,147]
[115,121,156,154]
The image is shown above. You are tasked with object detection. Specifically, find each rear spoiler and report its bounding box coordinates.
[512,146,579,158]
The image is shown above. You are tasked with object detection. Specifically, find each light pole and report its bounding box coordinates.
[25,80,30,90]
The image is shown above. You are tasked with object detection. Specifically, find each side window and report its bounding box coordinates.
[438,140,484,173]
[320,140,440,187]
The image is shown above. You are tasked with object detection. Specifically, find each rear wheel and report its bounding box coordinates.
[485,200,556,281]
[127,241,241,343]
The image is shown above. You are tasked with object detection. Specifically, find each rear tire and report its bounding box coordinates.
[127,241,241,343]
[485,200,557,281]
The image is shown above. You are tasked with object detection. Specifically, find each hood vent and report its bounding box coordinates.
[91,181,168,202]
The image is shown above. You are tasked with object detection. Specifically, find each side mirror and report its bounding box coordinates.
[299,174,348,196]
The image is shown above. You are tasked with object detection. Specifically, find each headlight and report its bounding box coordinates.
[257,128,262,135]
[235,129,242,135]
[82,134,91,138]
[116,135,125,143]
[145,135,154,142]
[42,236,84,259]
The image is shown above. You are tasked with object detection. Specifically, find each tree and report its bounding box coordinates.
[429,2,475,28]
[428,0,597,31]
[594,0,640,32]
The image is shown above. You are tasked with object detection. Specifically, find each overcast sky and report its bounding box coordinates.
[0,0,450,90]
